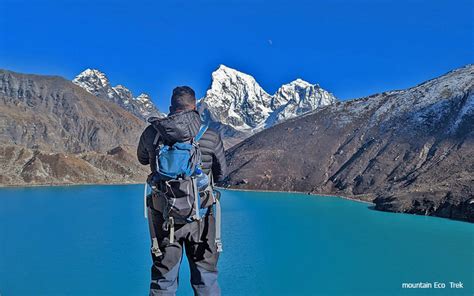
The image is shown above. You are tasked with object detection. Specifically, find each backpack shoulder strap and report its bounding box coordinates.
[149,127,162,173]
[153,131,160,146]
[149,122,162,148]
[194,123,209,142]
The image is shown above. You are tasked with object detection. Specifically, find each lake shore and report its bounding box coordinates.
[0,181,145,189]
[222,187,375,205]
[0,181,374,205]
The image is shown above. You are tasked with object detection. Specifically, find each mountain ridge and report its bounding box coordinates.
[224,64,474,222]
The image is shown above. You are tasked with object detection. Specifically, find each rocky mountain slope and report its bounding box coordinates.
[0,69,149,186]
[224,65,474,222]
[198,65,336,147]
[73,69,165,120]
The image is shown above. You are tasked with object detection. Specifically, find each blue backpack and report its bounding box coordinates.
[151,124,210,224]
[157,124,208,181]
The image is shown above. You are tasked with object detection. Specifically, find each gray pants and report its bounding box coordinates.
[149,207,220,296]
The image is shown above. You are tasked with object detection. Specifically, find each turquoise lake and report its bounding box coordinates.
[0,185,473,295]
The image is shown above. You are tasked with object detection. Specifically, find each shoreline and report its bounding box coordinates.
[0,181,374,205]
[221,187,375,205]
[0,181,145,189]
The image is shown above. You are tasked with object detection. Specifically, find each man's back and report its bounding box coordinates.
[136,111,227,182]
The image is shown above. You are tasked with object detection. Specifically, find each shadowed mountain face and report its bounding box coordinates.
[225,65,474,222]
[0,69,149,186]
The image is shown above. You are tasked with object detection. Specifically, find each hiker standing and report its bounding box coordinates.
[137,86,227,296]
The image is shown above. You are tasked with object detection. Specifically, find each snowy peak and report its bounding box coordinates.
[134,93,163,119]
[202,65,273,131]
[211,65,263,90]
[136,93,152,103]
[73,69,164,120]
[289,78,313,87]
[209,65,271,104]
[269,78,336,124]
[200,65,337,136]
[73,69,111,96]
[112,85,133,102]
[74,68,109,85]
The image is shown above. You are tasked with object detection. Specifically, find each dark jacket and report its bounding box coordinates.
[137,110,227,182]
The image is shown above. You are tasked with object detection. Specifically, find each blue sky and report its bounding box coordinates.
[1,0,473,111]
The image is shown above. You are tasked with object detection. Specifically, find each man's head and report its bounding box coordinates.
[170,86,196,114]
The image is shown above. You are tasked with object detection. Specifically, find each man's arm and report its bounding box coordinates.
[137,125,159,172]
[211,132,228,182]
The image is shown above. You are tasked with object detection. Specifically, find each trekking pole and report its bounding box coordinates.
[144,183,148,219]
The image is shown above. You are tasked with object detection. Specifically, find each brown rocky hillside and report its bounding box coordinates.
[0,69,149,186]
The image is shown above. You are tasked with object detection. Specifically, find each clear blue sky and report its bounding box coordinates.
[1,0,473,111]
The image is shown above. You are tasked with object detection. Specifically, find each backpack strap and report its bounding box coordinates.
[144,183,163,257]
[209,170,215,187]
[147,129,161,173]
[194,123,209,142]
[215,192,223,252]
[148,207,163,257]
[193,174,201,221]
[207,171,223,252]
[153,131,160,146]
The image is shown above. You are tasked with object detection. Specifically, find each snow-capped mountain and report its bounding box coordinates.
[198,65,337,145]
[267,78,336,126]
[198,65,273,132]
[73,69,164,120]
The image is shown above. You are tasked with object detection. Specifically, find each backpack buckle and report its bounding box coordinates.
[151,238,163,257]
[215,239,223,252]
[168,217,175,244]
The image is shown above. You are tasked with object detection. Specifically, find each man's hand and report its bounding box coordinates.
[146,172,156,186]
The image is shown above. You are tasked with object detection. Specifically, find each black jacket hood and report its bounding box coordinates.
[149,110,202,144]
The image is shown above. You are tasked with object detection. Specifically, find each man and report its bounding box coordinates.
[137,86,227,296]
